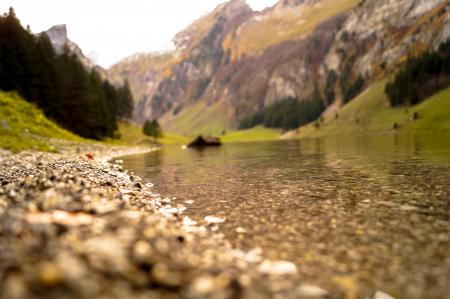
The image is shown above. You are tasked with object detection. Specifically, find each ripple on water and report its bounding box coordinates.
[121,135,450,298]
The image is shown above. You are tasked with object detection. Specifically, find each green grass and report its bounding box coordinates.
[406,88,450,131]
[159,133,190,145]
[115,121,152,145]
[162,101,229,136]
[115,121,189,146]
[162,101,284,142]
[0,91,81,153]
[298,81,450,138]
[221,126,282,143]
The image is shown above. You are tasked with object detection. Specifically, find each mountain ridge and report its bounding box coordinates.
[43,24,107,77]
[109,0,450,135]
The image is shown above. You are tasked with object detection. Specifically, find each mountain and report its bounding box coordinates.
[108,52,175,123]
[110,0,450,135]
[43,24,107,77]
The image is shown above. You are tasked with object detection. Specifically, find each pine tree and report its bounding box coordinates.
[143,120,154,137]
[143,119,163,141]
[117,80,134,119]
[150,119,163,141]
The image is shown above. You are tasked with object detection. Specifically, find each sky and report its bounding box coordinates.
[1,0,278,68]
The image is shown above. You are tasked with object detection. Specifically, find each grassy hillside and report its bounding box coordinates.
[117,121,189,146]
[297,81,450,138]
[161,101,230,137]
[221,126,282,143]
[0,92,82,152]
[160,102,283,142]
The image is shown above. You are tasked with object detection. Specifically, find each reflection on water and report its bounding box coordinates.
[121,134,450,298]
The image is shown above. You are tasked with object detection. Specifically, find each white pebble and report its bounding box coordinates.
[236,227,247,233]
[297,284,329,298]
[373,291,396,299]
[258,260,297,275]
[204,216,226,224]
[191,275,215,295]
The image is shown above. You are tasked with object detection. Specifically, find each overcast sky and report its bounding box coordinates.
[1,0,277,68]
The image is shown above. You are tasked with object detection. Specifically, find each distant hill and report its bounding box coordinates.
[297,81,450,138]
[110,0,450,136]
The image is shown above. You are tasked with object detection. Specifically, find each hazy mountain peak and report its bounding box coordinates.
[45,24,69,50]
[221,0,252,12]
[42,24,106,76]
[270,0,319,13]
[173,0,254,52]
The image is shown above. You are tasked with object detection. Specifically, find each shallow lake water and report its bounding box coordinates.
[121,134,450,298]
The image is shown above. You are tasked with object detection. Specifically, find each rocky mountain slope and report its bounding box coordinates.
[43,24,107,77]
[108,52,175,123]
[110,0,450,135]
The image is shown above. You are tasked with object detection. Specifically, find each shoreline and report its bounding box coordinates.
[0,143,309,299]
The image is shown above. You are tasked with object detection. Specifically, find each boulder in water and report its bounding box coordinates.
[187,136,221,148]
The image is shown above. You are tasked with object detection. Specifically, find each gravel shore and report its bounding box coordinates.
[0,143,313,299]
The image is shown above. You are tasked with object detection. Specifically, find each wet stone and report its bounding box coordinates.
[372,291,396,299]
[296,284,330,298]
[37,261,64,286]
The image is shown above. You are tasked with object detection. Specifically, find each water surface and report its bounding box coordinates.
[121,134,450,298]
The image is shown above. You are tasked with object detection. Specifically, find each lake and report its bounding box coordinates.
[120,134,450,298]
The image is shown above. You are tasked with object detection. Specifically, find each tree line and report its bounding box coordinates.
[385,40,450,107]
[239,94,325,131]
[0,8,133,139]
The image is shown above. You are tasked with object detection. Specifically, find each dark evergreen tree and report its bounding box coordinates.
[343,75,365,103]
[325,70,338,104]
[102,81,119,118]
[239,95,325,131]
[386,40,450,106]
[116,80,133,119]
[0,8,134,139]
[143,119,163,141]
[143,120,154,137]
[0,9,31,96]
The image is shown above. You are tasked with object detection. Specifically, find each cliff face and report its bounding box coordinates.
[271,0,450,108]
[110,0,450,134]
[149,0,254,120]
[108,52,175,123]
[324,0,450,75]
